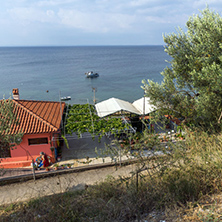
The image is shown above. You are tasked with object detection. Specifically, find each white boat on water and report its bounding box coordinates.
[85,71,99,78]
[61,96,71,101]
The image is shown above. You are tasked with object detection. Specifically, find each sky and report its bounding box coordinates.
[0,0,221,46]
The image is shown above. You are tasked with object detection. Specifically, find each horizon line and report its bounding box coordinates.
[0,44,165,48]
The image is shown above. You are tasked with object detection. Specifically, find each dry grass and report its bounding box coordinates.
[1,130,222,221]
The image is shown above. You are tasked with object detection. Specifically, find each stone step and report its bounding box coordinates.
[0,160,33,168]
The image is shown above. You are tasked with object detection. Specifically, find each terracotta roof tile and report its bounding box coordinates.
[7,100,66,134]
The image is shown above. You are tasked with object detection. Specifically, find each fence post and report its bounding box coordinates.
[32,159,36,181]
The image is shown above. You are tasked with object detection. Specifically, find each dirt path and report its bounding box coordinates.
[0,164,137,205]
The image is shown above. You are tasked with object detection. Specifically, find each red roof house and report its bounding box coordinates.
[0,89,65,168]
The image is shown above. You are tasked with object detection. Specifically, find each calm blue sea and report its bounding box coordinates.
[0,46,170,104]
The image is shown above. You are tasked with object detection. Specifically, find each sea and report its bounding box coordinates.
[0,46,171,104]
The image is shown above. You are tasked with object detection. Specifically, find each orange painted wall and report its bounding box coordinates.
[11,133,53,158]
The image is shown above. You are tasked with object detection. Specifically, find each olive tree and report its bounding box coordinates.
[0,99,23,158]
[142,8,222,130]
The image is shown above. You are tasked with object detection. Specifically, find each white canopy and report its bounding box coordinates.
[132,97,156,115]
[95,97,141,118]
[95,97,156,118]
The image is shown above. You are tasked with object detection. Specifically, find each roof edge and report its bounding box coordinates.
[13,100,60,132]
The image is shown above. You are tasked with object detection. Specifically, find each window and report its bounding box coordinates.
[28,138,48,145]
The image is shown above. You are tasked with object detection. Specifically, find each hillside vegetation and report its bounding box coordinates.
[1,130,222,221]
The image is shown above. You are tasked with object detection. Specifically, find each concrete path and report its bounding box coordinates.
[0,163,138,205]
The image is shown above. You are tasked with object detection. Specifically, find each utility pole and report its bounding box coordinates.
[92,87,97,105]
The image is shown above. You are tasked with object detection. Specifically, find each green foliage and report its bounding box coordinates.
[0,99,23,158]
[65,104,127,139]
[160,129,222,203]
[142,7,222,130]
